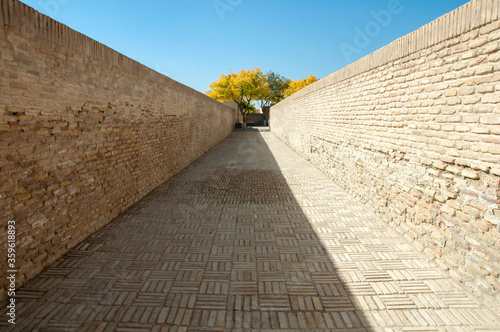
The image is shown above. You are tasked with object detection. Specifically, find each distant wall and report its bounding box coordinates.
[271,0,500,309]
[242,113,266,125]
[223,101,239,125]
[0,0,235,296]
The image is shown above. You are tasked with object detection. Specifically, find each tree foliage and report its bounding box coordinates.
[284,74,318,97]
[209,69,318,125]
[259,71,291,107]
[208,68,268,124]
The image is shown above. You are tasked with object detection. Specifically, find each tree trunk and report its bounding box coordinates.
[240,108,247,130]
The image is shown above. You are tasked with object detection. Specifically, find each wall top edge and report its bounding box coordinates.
[0,0,228,108]
[274,0,497,107]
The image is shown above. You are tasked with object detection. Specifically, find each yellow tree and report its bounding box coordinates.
[284,74,318,97]
[209,68,269,127]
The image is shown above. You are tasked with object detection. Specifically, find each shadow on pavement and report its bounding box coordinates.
[0,130,374,330]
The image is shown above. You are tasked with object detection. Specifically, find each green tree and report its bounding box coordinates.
[209,68,268,128]
[246,103,257,113]
[259,71,291,107]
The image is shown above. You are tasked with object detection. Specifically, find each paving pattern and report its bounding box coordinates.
[1,129,499,331]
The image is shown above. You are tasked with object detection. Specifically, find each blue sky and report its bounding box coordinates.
[19,0,470,92]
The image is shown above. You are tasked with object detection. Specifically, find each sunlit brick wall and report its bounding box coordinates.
[271,0,500,310]
[0,0,236,297]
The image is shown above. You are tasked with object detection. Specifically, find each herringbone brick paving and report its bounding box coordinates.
[1,130,499,331]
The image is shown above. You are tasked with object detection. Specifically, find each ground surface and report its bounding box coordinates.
[1,130,499,331]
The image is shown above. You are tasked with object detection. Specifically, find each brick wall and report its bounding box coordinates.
[271,0,500,310]
[0,0,235,296]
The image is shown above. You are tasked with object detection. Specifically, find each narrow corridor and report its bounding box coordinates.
[1,130,498,331]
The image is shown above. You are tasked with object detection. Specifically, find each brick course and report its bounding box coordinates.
[271,0,500,310]
[0,0,235,297]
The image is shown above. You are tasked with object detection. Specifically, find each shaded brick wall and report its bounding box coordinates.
[271,0,500,309]
[0,0,235,296]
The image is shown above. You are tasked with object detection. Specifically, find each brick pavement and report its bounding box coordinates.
[1,129,499,331]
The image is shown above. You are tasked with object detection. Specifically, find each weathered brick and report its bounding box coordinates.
[441,204,456,216]
[485,214,500,226]
[456,210,471,222]
[458,87,476,95]
[467,77,484,86]
[6,106,26,114]
[476,64,495,76]
[471,126,490,134]
[470,37,488,49]
[478,84,495,93]
[444,90,458,97]
[484,42,499,54]
[480,135,500,144]
[463,205,482,219]
[465,236,482,248]
[470,162,491,172]
[482,94,500,104]
[491,168,500,177]
[271,11,500,308]
[439,155,455,164]
[462,169,480,179]
[0,123,11,131]
[446,165,462,175]
[0,1,236,299]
